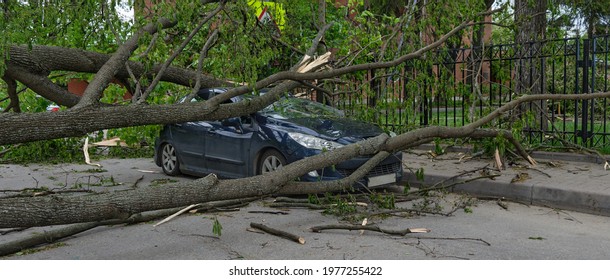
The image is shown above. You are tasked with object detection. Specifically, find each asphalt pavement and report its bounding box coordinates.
[1,150,610,259]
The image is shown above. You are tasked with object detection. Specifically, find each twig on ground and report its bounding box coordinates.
[250,223,305,244]
[311,224,430,236]
[360,208,454,218]
[269,202,367,209]
[268,202,329,209]
[274,197,310,203]
[405,236,491,246]
[248,210,290,215]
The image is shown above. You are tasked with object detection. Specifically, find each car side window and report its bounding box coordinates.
[240,115,252,126]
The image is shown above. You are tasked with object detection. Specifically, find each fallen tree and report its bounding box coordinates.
[2,89,610,229]
[1,1,608,231]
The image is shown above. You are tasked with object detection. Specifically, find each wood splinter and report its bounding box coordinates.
[250,222,305,244]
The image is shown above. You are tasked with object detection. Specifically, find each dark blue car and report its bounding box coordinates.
[154,88,402,188]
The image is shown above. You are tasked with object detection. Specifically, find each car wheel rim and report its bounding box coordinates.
[261,155,282,173]
[162,144,177,172]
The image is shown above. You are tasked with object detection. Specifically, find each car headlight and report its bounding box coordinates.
[287,132,343,150]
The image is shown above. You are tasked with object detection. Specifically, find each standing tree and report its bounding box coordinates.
[554,0,610,39]
[513,0,548,130]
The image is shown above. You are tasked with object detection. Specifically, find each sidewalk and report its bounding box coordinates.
[401,146,610,216]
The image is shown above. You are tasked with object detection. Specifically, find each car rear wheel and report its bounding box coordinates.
[258,150,286,174]
[161,143,181,176]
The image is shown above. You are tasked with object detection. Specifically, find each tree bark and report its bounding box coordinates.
[514,0,548,130]
[1,76,20,112]
[5,45,229,107]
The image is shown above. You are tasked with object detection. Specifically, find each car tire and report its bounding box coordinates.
[161,143,181,176]
[257,149,286,174]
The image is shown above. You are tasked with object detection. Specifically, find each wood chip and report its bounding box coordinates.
[83,137,102,167]
[494,148,503,170]
[359,218,368,235]
[408,228,431,233]
[153,204,201,227]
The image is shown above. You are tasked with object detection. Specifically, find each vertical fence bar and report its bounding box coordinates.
[574,39,581,144]
[581,39,590,147]
[602,35,609,147]
[539,41,546,142]
[549,41,557,141]
[563,39,569,142]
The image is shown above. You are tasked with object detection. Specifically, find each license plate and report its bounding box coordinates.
[368,173,396,187]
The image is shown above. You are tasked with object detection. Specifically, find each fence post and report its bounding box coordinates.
[578,38,593,146]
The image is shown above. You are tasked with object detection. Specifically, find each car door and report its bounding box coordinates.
[203,118,254,178]
[170,121,213,174]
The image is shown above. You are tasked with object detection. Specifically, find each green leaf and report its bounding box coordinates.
[212,217,222,237]
[416,168,425,182]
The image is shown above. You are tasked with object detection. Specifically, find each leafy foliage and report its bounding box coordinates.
[0,138,83,164]
[3,0,609,163]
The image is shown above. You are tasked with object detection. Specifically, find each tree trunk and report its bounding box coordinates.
[5,45,229,107]
[0,134,390,228]
[0,80,300,145]
[514,0,548,130]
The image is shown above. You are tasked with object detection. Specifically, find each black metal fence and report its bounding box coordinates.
[314,35,610,150]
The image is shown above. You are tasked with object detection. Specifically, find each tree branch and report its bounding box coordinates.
[136,1,225,103]
[4,66,81,107]
[310,224,430,236]
[183,29,220,102]
[74,17,177,108]
[250,223,305,244]
[1,75,20,112]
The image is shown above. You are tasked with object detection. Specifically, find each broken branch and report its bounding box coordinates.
[250,222,305,244]
[310,224,430,236]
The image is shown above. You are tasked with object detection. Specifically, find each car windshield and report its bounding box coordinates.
[260,97,344,119]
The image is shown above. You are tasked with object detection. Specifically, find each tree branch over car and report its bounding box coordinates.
[0,1,607,230]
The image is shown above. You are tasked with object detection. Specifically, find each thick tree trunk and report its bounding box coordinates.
[514,0,548,130]
[0,134,390,228]
[0,80,301,145]
[5,45,229,106]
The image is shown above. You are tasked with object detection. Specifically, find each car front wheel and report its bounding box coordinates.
[258,150,286,174]
[161,143,181,176]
